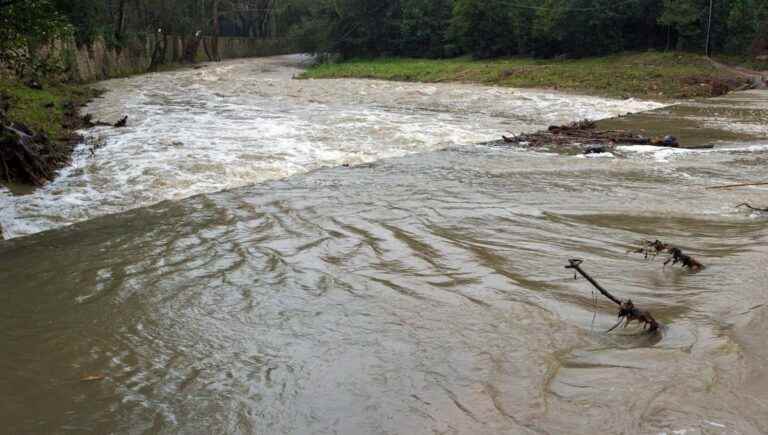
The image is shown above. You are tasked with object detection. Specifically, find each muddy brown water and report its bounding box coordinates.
[1,56,768,434]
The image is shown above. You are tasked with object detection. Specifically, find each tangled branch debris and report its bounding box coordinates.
[737,203,768,212]
[629,239,670,259]
[0,121,65,185]
[500,120,680,150]
[566,259,660,333]
[0,95,121,185]
[629,240,704,271]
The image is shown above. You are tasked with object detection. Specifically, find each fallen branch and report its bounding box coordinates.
[628,239,670,259]
[629,240,704,271]
[566,259,660,333]
[664,248,704,271]
[737,203,768,212]
[706,182,768,190]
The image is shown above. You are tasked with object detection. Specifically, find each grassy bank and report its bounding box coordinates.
[0,78,100,141]
[0,77,104,199]
[301,52,750,100]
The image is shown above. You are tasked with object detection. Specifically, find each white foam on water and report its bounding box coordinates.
[620,142,768,163]
[0,55,665,239]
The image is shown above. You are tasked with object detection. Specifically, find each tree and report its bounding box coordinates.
[727,0,760,53]
[659,0,706,51]
[400,0,452,58]
[0,0,71,77]
[450,0,515,58]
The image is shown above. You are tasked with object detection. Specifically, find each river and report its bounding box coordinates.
[1,55,767,434]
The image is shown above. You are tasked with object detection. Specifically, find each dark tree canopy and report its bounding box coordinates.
[3,0,768,71]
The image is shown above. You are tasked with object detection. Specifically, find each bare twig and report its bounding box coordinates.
[566,259,660,333]
[565,259,621,305]
[663,248,704,271]
[628,239,670,259]
[737,203,768,212]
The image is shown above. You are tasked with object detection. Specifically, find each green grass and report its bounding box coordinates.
[0,78,99,140]
[301,51,740,100]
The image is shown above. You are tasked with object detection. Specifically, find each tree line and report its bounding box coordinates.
[288,0,768,59]
[1,0,306,76]
[2,0,768,71]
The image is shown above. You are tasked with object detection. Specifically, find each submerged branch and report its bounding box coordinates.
[566,259,660,333]
[737,203,768,212]
[565,259,621,305]
[629,240,704,271]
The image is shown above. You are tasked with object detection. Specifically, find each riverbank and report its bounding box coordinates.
[0,55,664,240]
[0,34,294,187]
[0,78,100,140]
[301,52,757,100]
[0,78,95,239]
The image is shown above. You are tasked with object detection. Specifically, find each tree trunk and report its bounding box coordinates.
[212,0,221,61]
[115,0,127,43]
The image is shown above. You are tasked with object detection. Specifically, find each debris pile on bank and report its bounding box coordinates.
[0,89,124,186]
[0,93,79,185]
[500,120,679,151]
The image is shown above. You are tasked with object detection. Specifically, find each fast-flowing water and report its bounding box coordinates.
[0,55,663,238]
[1,55,768,434]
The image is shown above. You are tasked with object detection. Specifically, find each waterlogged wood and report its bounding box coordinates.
[500,120,688,149]
[566,259,660,333]
[79,374,106,382]
[628,240,704,271]
[737,203,768,212]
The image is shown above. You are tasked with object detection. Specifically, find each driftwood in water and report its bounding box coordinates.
[629,240,704,271]
[500,120,679,149]
[664,248,704,271]
[737,203,768,212]
[566,259,660,333]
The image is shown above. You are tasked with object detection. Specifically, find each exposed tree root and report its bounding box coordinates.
[0,89,113,186]
[1,98,85,186]
[629,240,704,271]
[566,259,660,333]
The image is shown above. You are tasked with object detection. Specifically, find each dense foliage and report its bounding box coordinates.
[288,0,768,59]
[0,0,72,76]
[2,0,768,72]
